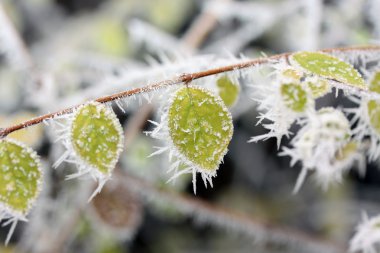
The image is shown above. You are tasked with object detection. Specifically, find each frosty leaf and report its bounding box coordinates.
[367,100,380,134]
[216,75,240,107]
[280,83,308,112]
[369,72,380,94]
[282,68,302,81]
[336,142,358,161]
[292,51,366,89]
[0,138,42,215]
[168,86,233,172]
[307,79,330,98]
[70,102,124,176]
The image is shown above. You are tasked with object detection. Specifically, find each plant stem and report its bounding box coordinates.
[119,170,346,253]
[0,45,379,138]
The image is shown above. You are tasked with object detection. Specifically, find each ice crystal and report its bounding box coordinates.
[350,213,380,253]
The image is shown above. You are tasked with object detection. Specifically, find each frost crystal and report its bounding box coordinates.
[350,213,380,253]
[0,138,43,244]
[281,108,362,192]
[53,102,124,200]
[348,71,380,160]
[147,86,233,193]
[250,65,314,147]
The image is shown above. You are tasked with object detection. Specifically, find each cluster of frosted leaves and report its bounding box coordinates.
[0,138,42,244]
[250,66,316,147]
[349,71,380,161]
[149,86,233,193]
[281,108,361,192]
[216,75,240,107]
[57,102,124,200]
[291,51,366,90]
[350,213,380,253]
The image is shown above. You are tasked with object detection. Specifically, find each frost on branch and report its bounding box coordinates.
[54,102,124,200]
[0,139,43,244]
[350,213,380,253]
[291,51,366,90]
[147,86,233,193]
[281,108,362,193]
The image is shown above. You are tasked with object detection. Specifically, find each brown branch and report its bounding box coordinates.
[118,170,346,253]
[0,45,379,138]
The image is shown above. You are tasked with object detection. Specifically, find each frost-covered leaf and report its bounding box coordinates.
[307,78,330,98]
[280,83,308,112]
[369,71,380,94]
[292,51,366,89]
[216,75,240,107]
[281,68,302,81]
[0,138,42,216]
[367,100,380,134]
[168,86,233,172]
[70,102,124,176]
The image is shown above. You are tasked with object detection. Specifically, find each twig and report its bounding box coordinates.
[0,45,379,138]
[118,171,346,253]
[181,0,232,50]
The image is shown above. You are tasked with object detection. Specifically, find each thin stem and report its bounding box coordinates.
[0,45,379,138]
[119,171,346,253]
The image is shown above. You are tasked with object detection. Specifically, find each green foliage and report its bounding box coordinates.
[70,102,124,175]
[307,79,330,98]
[367,100,380,135]
[366,72,380,135]
[280,83,308,112]
[0,139,42,215]
[167,86,233,171]
[292,51,366,89]
[216,75,240,107]
[369,72,380,94]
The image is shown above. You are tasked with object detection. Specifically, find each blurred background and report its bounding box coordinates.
[0,0,380,252]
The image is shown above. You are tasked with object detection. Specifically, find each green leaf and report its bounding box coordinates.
[216,75,240,107]
[280,83,308,112]
[369,72,380,94]
[307,78,330,98]
[0,139,42,215]
[71,102,124,175]
[367,100,380,134]
[292,51,366,89]
[168,86,233,171]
